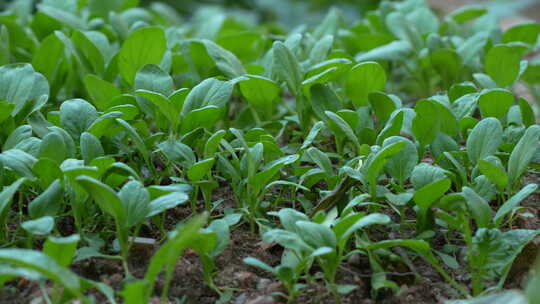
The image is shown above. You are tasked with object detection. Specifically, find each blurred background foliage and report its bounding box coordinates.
[0,0,538,28]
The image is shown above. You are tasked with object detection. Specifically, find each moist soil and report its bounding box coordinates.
[1,176,538,304]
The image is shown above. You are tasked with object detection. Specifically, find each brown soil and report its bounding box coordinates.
[1,182,538,304]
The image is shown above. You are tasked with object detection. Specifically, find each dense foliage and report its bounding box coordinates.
[0,0,539,303]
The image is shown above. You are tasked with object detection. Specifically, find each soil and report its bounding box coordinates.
[1,178,538,304]
[0,1,539,304]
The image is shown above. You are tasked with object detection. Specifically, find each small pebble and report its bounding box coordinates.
[245,295,275,304]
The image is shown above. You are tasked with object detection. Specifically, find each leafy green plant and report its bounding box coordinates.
[0,0,539,302]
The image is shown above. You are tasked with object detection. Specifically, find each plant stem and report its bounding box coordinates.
[431,262,470,298]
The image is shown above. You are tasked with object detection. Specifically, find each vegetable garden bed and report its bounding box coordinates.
[0,0,539,303]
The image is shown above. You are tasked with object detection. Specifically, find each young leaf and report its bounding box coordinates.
[466,118,503,164]
[83,75,120,111]
[507,125,540,185]
[462,187,493,228]
[43,234,80,268]
[383,136,417,184]
[75,176,126,228]
[494,183,538,226]
[239,75,280,111]
[118,27,166,85]
[80,132,104,164]
[478,158,508,190]
[477,89,514,120]
[188,158,215,182]
[21,216,54,236]
[28,179,63,218]
[414,178,451,212]
[484,44,522,87]
[118,180,150,228]
[272,41,303,96]
[38,131,67,163]
[346,61,386,107]
[412,99,441,147]
[0,249,82,294]
[60,99,98,140]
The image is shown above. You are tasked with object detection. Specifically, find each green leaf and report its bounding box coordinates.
[412,99,441,147]
[252,154,299,196]
[448,5,487,23]
[134,64,174,97]
[158,139,195,167]
[28,179,63,219]
[0,149,36,179]
[243,257,275,273]
[430,49,462,85]
[355,40,412,62]
[182,78,233,117]
[72,30,106,74]
[517,98,535,127]
[239,75,280,111]
[477,89,514,120]
[376,110,404,145]
[0,249,82,294]
[80,132,104,164]
[366,239,436,263]
[309,84,341,120]
[272,41,303,96]
[204,129,226,159]
[38,131,67,164]
[385,12,422,50]
[411,163,447,190]
[0,178,25,224]
[325,111,359,149]
[309,34,334,64]
[485,44,522,87]
[205,219,230,256]
[462,187,493,228]
[60,99,98,140]
[118,27,167,85]
[466,118,503,164]
[43,234,80,268]
[181,105,222,133]
[3,125,32,151]
[277,208,309,233]
[507,125,540,185]
[295,221,337,249]
[84,75,120,111]
[306,147,333,176]
[37,4,86,30]
[32,33,65,85]
[364,141,406,191]
[21,216,54,236]
[147,192,189,217]
[346,61,386,107]
[121,281,147,304]
[118,180,150,228]
[502,22,540,45]
[478,158,508,190]
[383,136,417,184]
[414,178,451,212]
[188,158,215,182]
[202,39,246,78]
[0,64,49,117]
[336,213,390,248]
[75,176,126,229]
[115,118,150,164]
[473,228,540,288]
[369,92,399,124]
[135,90,179,130]
[144,214,207,299]
[0,26,9,66]
[494,183,538,226]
